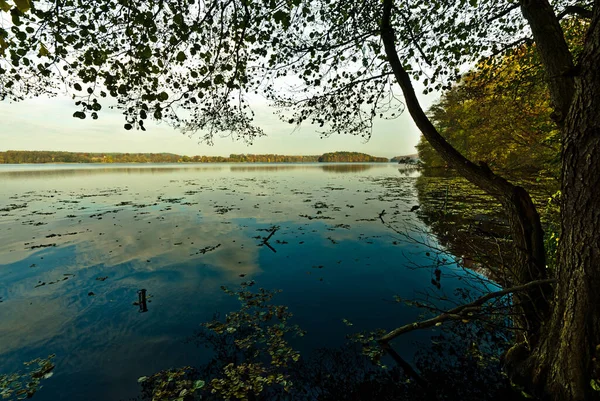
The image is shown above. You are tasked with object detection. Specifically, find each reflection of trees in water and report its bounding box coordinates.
[414,169,558,283]
[0,163,386,179]
[231,163,379,173]
[0,166,225,179]
[228,164,317,172]
[320,164,375,173]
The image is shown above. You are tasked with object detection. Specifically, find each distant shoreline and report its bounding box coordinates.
[0,151,392,164]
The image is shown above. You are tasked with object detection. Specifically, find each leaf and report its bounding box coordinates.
[176,51,186,62]
[73,83,82,91]
[137,376,148,383]
[158,92,169,101]
[14,0,30,12]
[521,390,534,399]
[38,43,50,57]
[193,379,205,390]
[213,74,224,85]
[124,123,133,130]
[273,10,290,28]
[591,379,600,392]
[0,0,11,13]
[0,36,8,55]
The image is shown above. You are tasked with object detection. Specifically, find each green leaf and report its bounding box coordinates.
[591,379,600,392]
[39,43,50,57]
[213,74,224,85]
[176,51,186,62]
[73,83,82,91]
[273,10,290,28]
[14,0,30,12]
[0,36,8,55]
[193,380,205,390]
[0,0,11,13]
[158,91,168,101]
[140,45,152,59]
[124,123,133,130]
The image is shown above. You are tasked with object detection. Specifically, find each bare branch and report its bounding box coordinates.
[378,278,556,343]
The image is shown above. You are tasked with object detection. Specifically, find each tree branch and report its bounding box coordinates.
[487,3,520,23]
[557,5,593,20]
[518,0,575,125]
[378,278,556,343]
[380,342,438,399]
[380,0,514,197]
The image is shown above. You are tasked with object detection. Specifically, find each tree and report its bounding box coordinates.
[1,0,599,399]
[417,44,560,173]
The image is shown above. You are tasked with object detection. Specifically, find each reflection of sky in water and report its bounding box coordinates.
[0,164,489,401]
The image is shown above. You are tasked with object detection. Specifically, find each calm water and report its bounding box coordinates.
[0,163,494,400]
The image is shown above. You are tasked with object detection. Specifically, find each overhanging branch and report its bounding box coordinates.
[378,278,556,343]
[558,5,593,20]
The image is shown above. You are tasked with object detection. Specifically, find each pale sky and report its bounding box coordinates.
[0,92,436,158]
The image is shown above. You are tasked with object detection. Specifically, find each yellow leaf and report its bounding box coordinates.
[39,43,50,57]
[0,36,8,56]
[0,0,10,12]
[14,0,30,12]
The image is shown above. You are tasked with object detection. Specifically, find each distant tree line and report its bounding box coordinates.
[317,152,388,163]
[0,151,388,164]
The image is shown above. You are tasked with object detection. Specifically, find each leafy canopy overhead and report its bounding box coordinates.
[0,0,588,143]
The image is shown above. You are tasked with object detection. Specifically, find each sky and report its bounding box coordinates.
[0,92,437,158]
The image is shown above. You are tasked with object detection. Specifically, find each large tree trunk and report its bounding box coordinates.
[380,0,600,399]
[380,0,551,340]
[525,10,600,399]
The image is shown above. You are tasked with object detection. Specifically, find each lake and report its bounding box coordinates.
[0,163,497,400]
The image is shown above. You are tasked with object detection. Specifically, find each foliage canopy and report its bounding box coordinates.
[0,0,584,142]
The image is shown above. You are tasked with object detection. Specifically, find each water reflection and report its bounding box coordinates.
[137,289,149,313]
[413,169,558,279]
[0,164,491,401]
[0,162,389,179]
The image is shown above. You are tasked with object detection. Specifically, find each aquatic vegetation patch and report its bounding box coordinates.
[0,355,55,400]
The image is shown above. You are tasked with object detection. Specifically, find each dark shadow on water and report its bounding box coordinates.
[132,285,524,401]
[136,326,524,401]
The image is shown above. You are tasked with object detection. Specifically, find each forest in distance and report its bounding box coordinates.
[0,150,390,164]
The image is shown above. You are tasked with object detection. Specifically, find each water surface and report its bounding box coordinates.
[0,163,493,400]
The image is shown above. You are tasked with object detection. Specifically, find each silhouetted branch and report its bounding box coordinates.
[558,5,593,20]
[378,278,556,343]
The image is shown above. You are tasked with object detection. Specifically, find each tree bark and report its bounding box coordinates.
[380,0,550,339]
[519,0,575,125]
[524,5,600,399]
